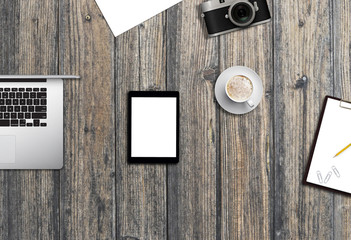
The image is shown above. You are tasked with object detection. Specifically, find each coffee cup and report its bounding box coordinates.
[225,75,254,108]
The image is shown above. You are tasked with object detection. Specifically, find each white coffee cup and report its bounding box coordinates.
[225,75,254,108]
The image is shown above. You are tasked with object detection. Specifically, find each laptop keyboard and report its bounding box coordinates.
[0,87,47,127]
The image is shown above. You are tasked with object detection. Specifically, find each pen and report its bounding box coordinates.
[334,143,351,158]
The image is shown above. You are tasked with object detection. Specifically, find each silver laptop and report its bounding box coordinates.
[0,75,80,169]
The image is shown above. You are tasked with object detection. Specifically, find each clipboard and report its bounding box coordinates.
[305,96,351,195]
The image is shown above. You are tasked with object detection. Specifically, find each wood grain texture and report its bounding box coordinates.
[273,0,334,239]
[2,0,351,239]
[166,0,218,239]
[59,0,116,238]
[115,14,167,240]
[219,1,273,239]
[0,0,18,74]
[0,0,60,239]
[0,1,17,237]
[333,0,351,239]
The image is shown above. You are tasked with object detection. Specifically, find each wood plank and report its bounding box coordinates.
[0,0,17,237]
[0,0,60,239]
[273,0,334,238]
[218,0,273,238]
[0,0,17,74]
[59,0,116,238]
[115,14,167,240]
[333,0,351,239]
[166,0,218,239]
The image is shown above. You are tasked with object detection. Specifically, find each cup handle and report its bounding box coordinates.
[247,99,254,108]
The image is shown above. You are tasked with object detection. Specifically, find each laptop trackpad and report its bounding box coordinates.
[0,136,15,163]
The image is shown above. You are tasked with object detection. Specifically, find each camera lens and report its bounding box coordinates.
[229,1,255,27]
[235,6,250,22]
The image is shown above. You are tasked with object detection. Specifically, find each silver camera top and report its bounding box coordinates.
[201,0,258,12]
[201,0,234,12]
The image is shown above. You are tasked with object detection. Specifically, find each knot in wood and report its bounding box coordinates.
[295,75,308,89]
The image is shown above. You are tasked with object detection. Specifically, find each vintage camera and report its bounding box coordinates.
[201,0,271,37]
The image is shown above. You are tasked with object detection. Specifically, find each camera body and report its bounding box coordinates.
[201,0,271,37]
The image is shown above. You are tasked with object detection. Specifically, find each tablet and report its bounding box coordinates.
[128,91,179,163]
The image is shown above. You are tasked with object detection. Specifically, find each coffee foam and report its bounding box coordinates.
[226,75,253,102]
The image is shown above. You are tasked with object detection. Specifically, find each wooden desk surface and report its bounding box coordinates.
[0,0,350,239]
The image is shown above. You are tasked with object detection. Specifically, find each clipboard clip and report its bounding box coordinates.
[339,99,351,109]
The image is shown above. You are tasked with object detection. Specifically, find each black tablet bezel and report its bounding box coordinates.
[128,91,179,164]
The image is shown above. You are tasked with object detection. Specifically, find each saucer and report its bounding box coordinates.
[215,66,263,115]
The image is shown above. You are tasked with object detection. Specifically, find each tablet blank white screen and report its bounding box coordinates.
[131,97,177,157]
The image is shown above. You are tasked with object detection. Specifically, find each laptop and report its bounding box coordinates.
[0,75,80,169]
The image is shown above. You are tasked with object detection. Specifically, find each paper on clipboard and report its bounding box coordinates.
[94,0,182,36]
[306,97,351,194]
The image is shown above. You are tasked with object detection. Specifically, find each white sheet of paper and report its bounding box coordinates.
[307,98,351,193]
[95,0,182,36]
[131,97,177,158]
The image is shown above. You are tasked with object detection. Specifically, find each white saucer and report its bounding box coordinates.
[215,66,263,115]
